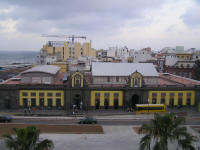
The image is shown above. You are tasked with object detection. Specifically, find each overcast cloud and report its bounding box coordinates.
[0,0,199,51]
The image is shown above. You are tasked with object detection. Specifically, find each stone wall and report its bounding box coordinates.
[0,86,19,109]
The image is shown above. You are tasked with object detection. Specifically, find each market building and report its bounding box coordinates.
[0,63,200,113]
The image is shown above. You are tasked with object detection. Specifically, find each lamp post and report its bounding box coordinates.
[147,98,149,114]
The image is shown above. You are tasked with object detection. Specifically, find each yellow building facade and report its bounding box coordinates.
[19,89,196,109]
[176,53,192,60]
[90,91,123,107]
[19,90,64,107]
[74,43,82,59]
[148,90,195,106]
[82,43,96,57]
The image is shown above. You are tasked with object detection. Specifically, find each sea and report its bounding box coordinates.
[0,51,38,66]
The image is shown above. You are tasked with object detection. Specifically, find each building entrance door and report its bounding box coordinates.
[73,94,81,109]
[95,99,100,109]
[131,94,139,109]
[39,98,44,108]
[48,99,52,109]
[170,98,174,107]
[104,99,109,109]
[114,99,119,109]
[23,98,28,108]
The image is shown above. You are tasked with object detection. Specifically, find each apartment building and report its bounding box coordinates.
[40,41,97,63]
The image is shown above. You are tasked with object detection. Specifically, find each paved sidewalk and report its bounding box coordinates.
[1,125,199,150]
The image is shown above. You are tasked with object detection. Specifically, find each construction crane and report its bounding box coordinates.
[41,34,87,44]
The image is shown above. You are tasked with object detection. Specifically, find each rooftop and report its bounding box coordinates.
[92,62,158,77]
[158,73,200,86]
[22,65,60,75]
[2,72,65,85]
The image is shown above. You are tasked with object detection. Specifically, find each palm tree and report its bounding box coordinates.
[3,126,54,150]
[139,113,197,150]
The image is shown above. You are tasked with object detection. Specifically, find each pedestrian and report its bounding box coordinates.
[73,104,76,110]
[33,107,36,113]
[24,107,27,114]
[28,107,31,114]
[80,101,83,112]
[75,108,78,114]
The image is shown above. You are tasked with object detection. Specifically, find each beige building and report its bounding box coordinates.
[42,41,97,62]
[52,62,67,73]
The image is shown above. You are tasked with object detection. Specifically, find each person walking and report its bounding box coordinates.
[28,107,31,114]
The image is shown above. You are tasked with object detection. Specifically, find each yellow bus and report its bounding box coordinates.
[135,104,165,114]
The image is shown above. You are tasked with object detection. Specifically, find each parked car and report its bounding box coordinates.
[78,116,97,124]
[0,115,12,122]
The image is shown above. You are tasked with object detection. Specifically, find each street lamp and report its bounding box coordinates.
[80,101,83,113]
[147,98,149,114]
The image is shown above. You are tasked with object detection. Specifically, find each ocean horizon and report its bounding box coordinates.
[0,50,38,66]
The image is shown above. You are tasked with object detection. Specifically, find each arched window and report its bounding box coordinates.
[72,72,84,88]
[74,75,81,86]
[130,72,143,88]
[134,78,140,87]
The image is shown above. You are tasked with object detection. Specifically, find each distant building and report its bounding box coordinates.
[96,49,107,58]
[52,62,67,73]
[165,53,178,66]
[160,47,175,54]
[191,49,200,60]
[157,58,165,73]
[67,57,91,72]
[36,50,46,65]
[175,53,192,61]
[107,46,130,62]
[46,55,57,64]
[175,46,184,53]
[164,59,195,79]
[41,41,97,62]
[107,47,117,57]
[132,48,152,63]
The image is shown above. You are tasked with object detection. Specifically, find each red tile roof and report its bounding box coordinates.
[158,77,179,86]
[159,73,200,86]
[55,72,65,85]
[2,72,200,87]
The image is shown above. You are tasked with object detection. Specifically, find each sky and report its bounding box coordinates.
[0,0,200,51]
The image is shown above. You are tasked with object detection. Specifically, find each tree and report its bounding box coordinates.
[193,59,200,80]
[3,126,54,150]
[139,113,197,150]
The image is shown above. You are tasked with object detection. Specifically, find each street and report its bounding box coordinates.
[6,115,200,126]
